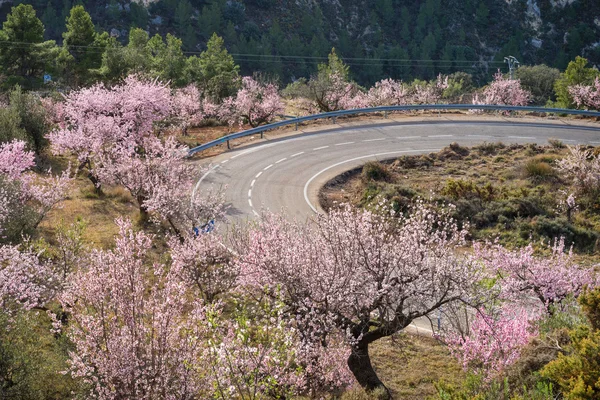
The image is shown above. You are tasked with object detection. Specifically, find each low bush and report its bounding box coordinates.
[475,142,505,155]
[362,161,391,182]
[524,160,556,182]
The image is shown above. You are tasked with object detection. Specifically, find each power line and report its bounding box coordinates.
[0,40,507,66]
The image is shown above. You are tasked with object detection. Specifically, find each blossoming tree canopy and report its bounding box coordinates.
[237,202,484,393]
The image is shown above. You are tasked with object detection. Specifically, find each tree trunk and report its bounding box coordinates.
[347,342,391,399]
[137,196,150,224]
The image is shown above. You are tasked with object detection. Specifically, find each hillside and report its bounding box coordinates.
[3,0,600,85]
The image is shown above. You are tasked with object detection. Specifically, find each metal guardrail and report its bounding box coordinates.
[188,104,600,155]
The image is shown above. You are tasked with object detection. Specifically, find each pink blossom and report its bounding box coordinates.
[237,202,483,390]
[220,77,284,128]
[60,218,210,399]
[0,245,56,313]
[569,77,600,110]
[475,238,596,311]
[367,79,411,107]
[444,305,538,380]
[473,72,530,107]
[556,145,600,194]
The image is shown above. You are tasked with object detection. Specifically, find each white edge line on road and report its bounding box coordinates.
[335,142,355,146]
[275,157,287,164]
[252,210,259,217]
[192,164,220,200]
[221,159,229,164]
[508,136,537,139]
[428,134,453,138]
[264,164,273,170]
[248,189,252,198]
[290,151,305,157]
[313,146,330,151]
[250,179,256,187]
[303,148,440,213]
[398,136,422,139]
[248,198,253,207]
[255,171,263,178]
[467,135,492,138]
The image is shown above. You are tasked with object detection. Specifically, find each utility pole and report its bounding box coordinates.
[504,56,519,80]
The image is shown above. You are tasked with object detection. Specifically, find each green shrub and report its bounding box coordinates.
[441,179,497,202]
[8,86,49,152]
[0,106,27,144]
[548,139,565,149]
[475,142,505,155]
[362,161,391,182]
[524,160,556,182]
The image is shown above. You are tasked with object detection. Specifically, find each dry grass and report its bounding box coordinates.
[368,334,465,399]
[37,173,139,249]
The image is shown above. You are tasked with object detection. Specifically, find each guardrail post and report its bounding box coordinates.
[260,132,264,139]
[295,122,299,131]
[384,111,388,119]
[332,116,337,124]
[227,140,230,149]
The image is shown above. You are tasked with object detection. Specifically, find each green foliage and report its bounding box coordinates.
[0,310,75,399]
[523,160,556,182]
[0,4,56,89]
[62,5,105,86]
[0,106,27,144]
[318,48,350,81]
[516,65,561,105]
[441,179,497,202]
[554,57,600,109]
[541,288,600,399]
[435,375,555,400]
[198,33,240,100]
[8,85,48,152]
[362,162,391,182]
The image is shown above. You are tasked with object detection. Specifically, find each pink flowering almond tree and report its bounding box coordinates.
[98,136,224,234]
[367,79,411,107]
[310,72,364,112]
[205,297,352,399]
[475,238,597,314]
[555,145,600,195]
[0,140,72,234]
[49,75,173,192]
[444,305,538,380]
[411,74,449,105]
[237,202,484,395]
[0,140,72,315]
[569,77,600,110]
[473,72,530,107]
[220,77,284,128]
[60,218,210,400]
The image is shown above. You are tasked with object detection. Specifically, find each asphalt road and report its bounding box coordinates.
[196,118,600,334]
[197,119,600,223]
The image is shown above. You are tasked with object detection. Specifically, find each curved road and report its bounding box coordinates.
[197,118,600,222]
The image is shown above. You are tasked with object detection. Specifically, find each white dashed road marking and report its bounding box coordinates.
[290,151,305,157]
[428,134,453,138]
[335,142,355,146]
[275,158,287,164]
[363,138,386,142]
[313,146,330,151]
[250,179,256,187]
[264,164,273,170]
[255,171,263,178]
